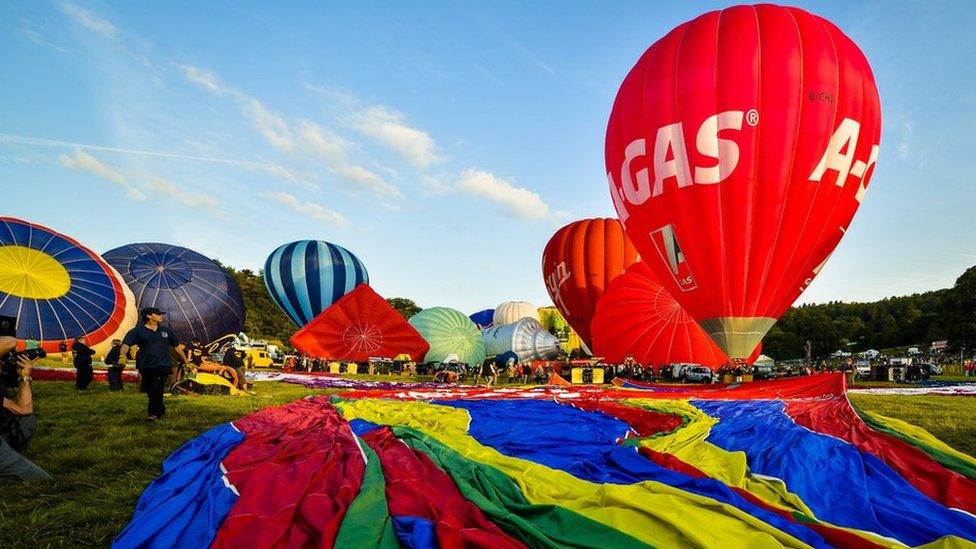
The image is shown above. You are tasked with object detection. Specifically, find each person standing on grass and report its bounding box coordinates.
[58,340,69,364]
[72,336,95,391]
[103,339,125,392]
[119,307,189,421]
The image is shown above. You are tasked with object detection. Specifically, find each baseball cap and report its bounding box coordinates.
[140,307,166,318]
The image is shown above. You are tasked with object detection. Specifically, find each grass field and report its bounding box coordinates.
[2,379,974,547]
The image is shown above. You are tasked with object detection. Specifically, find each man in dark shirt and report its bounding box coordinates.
[103,339,125,391]
[221,347,247,389]
[120,307,188,421]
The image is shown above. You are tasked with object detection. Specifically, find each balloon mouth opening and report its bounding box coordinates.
[130,254,193,289]
[698,316,776,359]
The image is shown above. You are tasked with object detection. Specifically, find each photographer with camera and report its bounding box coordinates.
[0,336,51,482]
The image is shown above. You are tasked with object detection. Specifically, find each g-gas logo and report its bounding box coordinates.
[608,113,880,221]
[608,110,751,220]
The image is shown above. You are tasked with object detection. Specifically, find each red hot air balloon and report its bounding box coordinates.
[290,284,429,362]
[541,218,639,348]
[591,262,728,369]
[605,4,881,359]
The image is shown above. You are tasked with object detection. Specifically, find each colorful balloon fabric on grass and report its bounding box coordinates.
[0,216,137,353]
[264,240,369,327]
[117,374,976,548]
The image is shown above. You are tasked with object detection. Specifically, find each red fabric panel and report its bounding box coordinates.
[290,284,429,362]
[787,397,976,514]
[32,367,139,382]
[212,397,365,548]
[362,427,526,549]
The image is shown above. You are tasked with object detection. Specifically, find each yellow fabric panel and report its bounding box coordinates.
[860,409,976,472]
[624,398,815,518]
[0,245,71,299]
[337,398,813,549]
[194,372,240,395]
[916,535,976,549]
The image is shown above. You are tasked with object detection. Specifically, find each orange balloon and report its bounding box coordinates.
[541,218,639,347]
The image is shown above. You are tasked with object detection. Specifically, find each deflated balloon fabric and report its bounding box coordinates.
[362,426,526,548]
[787,397,976,513]
[211,397,365,548]
[337,398,815,548]
[437,399,829,548]
[695,399,976,545]
[113,423,243,549]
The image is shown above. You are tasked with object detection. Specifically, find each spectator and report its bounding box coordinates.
[58,341,69,364]
[0,337,50,481]
[24,336,39,351]
[103,339,125,392]
[72,336,95,391]
[222,347,248,390]
[120,307,189,421]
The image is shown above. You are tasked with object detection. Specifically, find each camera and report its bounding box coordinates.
[1,347,46,388]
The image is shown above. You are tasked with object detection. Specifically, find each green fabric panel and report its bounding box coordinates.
[852,403,976,480]
[333,437,399,549]
[392,425,654,549]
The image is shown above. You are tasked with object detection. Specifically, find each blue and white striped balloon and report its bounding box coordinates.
[263,240,369,327]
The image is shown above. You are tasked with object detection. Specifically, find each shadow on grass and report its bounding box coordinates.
[1,380,331,547]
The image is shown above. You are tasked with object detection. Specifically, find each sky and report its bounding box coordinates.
[2,1,975,313]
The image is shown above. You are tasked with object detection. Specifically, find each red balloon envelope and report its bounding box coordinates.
[541,218,639,348]
[290,284,429,362]
[591,262,728,368]
[605,5,881,359]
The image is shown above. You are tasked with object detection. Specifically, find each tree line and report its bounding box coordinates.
[223,264,976,360]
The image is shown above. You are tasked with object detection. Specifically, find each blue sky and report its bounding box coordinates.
[2,1,974,313]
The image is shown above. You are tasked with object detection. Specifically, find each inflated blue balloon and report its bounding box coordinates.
[469,309,494,329]
[103,243,245,345]
[264,240,369,327]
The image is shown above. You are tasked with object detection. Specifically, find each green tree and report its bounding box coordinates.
[944,266,976,352]
[387,298,421,320]
[222,265,296,345]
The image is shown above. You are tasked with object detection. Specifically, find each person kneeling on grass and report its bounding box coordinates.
[0,336,50,482]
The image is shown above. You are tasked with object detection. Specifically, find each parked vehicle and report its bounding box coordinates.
[683,366,714,383]
[855,360,871,380]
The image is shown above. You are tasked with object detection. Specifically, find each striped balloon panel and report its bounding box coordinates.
[264,240,369,327]
[0,217,127,348]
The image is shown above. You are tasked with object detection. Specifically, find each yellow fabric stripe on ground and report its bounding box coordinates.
[623,398,816,518]
[623,399,905,548]
[859,408,976,473]
[337,398,813,549]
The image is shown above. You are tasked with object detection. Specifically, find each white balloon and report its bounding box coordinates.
[492,301,539,326]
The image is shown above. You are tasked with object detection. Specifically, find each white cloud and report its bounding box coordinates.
[59,3,119,39]
[180,65,224,95]
[296,120,347,163]
[57,149,146,200]
[263,191,348,227]
[148,178,225,218]
[19,28,69,53]
[243,98,295,152]
[351,107,443,169]
[898,120,913,159]
[456,168,550,220]
[179,68,402,198]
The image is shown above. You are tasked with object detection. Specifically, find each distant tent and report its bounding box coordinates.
[755,354,775,368]
[291,285,429,362]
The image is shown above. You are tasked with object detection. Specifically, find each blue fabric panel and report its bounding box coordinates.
[392,516,438,549]
[695,399,976,546]
[112,423,244,549]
